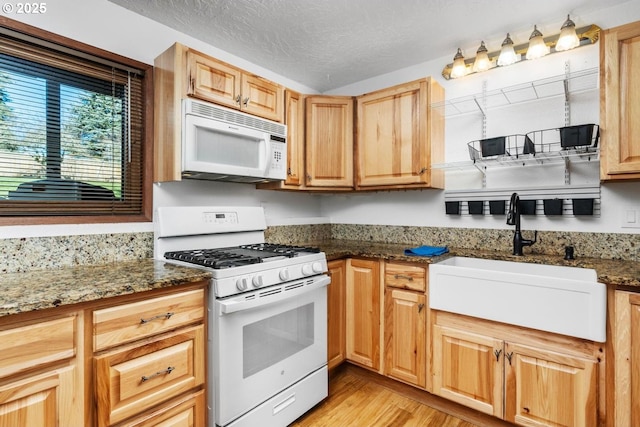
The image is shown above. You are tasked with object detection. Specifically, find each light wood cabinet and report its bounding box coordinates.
[356,78,444,189]
[154,42,284,182]
[327,260,347,370]
[185,48,283,122]
[0,314,83,427]
[431,311,600,427]
[345,258,381,370]
[611,290,640,426]
[432,324,503,417]
[93,286,207,427]
[600,20,640,181]
[383,262,427,388]
[384,288,426,388]
[504,342,597,427]
[305,96,354,188]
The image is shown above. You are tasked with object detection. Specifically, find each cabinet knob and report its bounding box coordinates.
[243,97,250,106]
[418,303,424,313]
[494,349,502,361]
[235,95,242,105]
[394,274,413,281]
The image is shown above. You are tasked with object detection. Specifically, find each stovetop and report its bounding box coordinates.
[164,243,321,270]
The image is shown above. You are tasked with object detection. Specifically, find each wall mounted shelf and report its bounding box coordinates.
[432,67,598,118]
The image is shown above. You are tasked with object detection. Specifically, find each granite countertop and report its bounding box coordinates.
[0,239,637,320]
[313,239,640,291]
[0,259,211,318]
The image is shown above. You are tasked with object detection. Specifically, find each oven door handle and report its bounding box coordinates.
[218,275,330,315]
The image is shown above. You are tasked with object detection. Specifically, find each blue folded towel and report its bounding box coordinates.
[404,245,449,257]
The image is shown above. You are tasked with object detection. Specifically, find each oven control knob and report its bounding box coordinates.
[302,264,313,276]
[252,275,264,288]
[312,262,323,273]
[236,278,249,291]
[279,269,290,281]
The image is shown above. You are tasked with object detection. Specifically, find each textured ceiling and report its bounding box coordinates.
[109,0,626,92]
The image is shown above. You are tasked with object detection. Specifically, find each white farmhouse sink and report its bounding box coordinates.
[429,257,606,342]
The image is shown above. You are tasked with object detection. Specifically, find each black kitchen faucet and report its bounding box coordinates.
[506,192,537,256]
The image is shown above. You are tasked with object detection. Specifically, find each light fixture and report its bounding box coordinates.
[525,25,550,60]
[450,48,468,79]
[497,33,518,66]
[555,14,580,51]
[441,21,601,80]
[473,41,491,73]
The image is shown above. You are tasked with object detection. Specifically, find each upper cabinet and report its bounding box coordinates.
[600,20,640,181]
[185,48,284,122]
[305,96,355,189]
[154,43,284,182]
[356,78,445,189]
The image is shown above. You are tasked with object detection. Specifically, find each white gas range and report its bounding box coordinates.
[154,206,329,427]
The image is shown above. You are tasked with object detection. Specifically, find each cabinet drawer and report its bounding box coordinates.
[93,289,205,351]
[95,324,205,427]
[118,390,205,427]
[385,263,426,292]
[0,316,75,378]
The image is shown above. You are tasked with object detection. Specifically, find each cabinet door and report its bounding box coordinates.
[284,90,305,186]
[240,74,284,122]
[356,78,444,189]
[601,20,640,180]
[432,324,504,417]
[327,260,347,369]
[384,288,426,388]
[613,291,640,426]
[0,365,80,427]
[504,342,597,427]
[305,96,354,188]
[346,259,380,370]
[186,50,241,108]
[327,260,346,370]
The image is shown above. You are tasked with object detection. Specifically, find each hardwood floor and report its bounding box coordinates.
[291,364,515,427]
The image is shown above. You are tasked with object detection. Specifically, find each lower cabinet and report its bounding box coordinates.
[611,290,640,426]
[0,314,83,427]
[432,311,599,427]
[92,287,207,427]
[383,262,427,388]
[345,258,381,370]
[327,260,346,370]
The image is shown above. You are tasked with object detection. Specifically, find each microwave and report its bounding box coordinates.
[182,98,287,183]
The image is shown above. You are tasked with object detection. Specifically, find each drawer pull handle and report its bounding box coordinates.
[394,274,414,281]
[140,312,174,324]
[141,366,175,383]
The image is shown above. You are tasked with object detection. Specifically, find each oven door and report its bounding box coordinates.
[212,275,329,426]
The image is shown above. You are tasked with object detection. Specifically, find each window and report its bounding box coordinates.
[0,19,152,223]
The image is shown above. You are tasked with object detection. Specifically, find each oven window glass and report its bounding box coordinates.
[243,303,314,378]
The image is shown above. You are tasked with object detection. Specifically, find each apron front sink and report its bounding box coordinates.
[429,256,606,342]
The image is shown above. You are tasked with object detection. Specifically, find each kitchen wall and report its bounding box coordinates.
[2,0,639,271]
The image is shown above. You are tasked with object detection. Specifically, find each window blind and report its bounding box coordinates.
[0,31,146,217]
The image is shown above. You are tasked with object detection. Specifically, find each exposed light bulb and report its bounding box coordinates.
[450,48,468,79]
[556,14,580,51]
[526,25,550,60]
[497,33,518,66]
[473,41,491,73]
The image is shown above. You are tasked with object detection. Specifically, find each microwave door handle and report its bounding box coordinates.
[218,275,330,315]
[263,134,272,171]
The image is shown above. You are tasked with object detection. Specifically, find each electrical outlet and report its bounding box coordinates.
[621,207,640,229]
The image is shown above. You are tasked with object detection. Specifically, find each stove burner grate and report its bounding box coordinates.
[164,244,321,269]
[164,249,262,269]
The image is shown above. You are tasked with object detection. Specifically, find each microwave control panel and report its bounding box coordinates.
[269,136,286,175]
